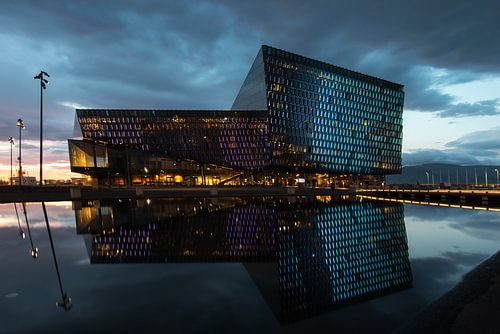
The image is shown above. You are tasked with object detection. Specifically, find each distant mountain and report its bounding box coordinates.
[386,164,500,185]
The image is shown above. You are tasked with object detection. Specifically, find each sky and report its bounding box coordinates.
[0,0,500,181]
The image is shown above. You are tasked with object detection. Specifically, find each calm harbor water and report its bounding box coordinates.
[1,198,499,333]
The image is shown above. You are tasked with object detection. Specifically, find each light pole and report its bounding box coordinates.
[8,137,14,186]
[16,119,24,186]
[495,168,499,186]
[425,172,429,185]
[34,71,49,186]
[485,169,488,186]
[465,168,469,189]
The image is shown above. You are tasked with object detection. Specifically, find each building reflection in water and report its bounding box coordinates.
[73,197,412,323]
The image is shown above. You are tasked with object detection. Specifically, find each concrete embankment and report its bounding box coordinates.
[0,185,347,203]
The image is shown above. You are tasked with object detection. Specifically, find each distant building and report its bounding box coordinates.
[44,179,72,186]
[10,176,37,186]
[69,45,404,187]
[70,177,91,186]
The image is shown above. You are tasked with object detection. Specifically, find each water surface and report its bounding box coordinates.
[1,198,499,333]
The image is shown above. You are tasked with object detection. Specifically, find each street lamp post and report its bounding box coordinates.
[16,119,24,186]
[425,172,429,185]
[495,168,499,186]
[8,137,14,186]
[34,71,49,186]
[465,168,469,189]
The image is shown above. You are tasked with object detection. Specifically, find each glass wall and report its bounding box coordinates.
[69,45,405,184]
[262,45,404,175]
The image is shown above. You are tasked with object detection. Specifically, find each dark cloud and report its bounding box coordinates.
[219,0,500,117]
[403,126,500,165]
[0,0,499,144]
[402,149,483,166]
[439,99,500,118]
[445,126,500,150]
[449,219,500,242]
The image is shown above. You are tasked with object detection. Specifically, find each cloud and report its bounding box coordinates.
[403,126,500,165]
[0,0,499,142]
[402,149,483,166]
[449,218,500,242]
[445,126,500,150]
[1,0,500,180]
[218,0,500,118]
[438,99,500,117]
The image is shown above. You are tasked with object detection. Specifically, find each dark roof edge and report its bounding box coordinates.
[75,109,267,112]
[75,109,268,117]
[261,45,404,89]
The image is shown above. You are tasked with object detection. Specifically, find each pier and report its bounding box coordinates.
[357,188,500,208]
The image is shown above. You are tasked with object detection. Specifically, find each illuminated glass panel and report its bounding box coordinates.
[261,45,404,175]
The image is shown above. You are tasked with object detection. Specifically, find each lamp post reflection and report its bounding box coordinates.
[42,202,72,310]
[21,203,38,258]
[13,203,25,239]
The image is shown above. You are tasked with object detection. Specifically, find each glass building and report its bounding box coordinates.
[69,45,404,186]
[73,198,412,323]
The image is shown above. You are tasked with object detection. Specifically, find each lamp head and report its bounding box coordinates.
[31,247,39,259]
[56,294,72,311]
[16,119,24,128]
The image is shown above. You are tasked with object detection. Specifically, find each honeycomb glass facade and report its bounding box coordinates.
[69,45,404,185]
[73,198,412,323]
[261,46,404,174]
